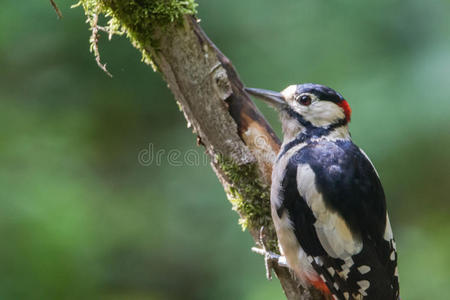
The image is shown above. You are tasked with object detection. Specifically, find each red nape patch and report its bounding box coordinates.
[338,99,352,123]
[310,277,332,296]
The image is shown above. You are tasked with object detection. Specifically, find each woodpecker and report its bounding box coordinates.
[246,84,399,300]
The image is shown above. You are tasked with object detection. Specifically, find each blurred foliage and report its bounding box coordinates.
[0,1,449,299]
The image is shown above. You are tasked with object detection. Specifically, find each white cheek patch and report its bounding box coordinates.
[296,164,363,259]
[291,101,345,127]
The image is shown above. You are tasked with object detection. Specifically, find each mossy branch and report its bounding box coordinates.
[74,1,327,299]
[218,155,278,252]
[74,0,197,69]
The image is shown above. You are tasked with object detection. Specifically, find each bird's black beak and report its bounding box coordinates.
[245,87,287,109]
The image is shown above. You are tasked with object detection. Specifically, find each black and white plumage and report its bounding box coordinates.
[246,84,399,300]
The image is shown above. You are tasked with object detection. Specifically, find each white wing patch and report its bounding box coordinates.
[357,265,371,275]
[296,164,363,259]
[390,251,396,261]
[357,280,370,296]
[384,213,394,241]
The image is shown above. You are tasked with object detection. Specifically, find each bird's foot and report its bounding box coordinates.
[251,226,288,280]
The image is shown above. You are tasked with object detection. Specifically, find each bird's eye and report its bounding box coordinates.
[298,94,312,106]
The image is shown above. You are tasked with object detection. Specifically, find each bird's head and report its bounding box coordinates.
[246,83,352,140]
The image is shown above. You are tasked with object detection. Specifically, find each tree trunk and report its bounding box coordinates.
[80,3,326,298]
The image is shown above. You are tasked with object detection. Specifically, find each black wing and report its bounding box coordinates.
[279,140,399,299]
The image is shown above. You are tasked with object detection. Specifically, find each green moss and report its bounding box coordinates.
[74,0,197,69]
[218,155,278,251]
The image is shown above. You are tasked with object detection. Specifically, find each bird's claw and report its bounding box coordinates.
[251,226,288,280]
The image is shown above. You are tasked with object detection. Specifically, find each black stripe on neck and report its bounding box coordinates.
[277,112,347,160]
[286,108,313,128]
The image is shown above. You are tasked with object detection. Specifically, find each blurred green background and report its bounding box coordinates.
[1,1,449,299]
